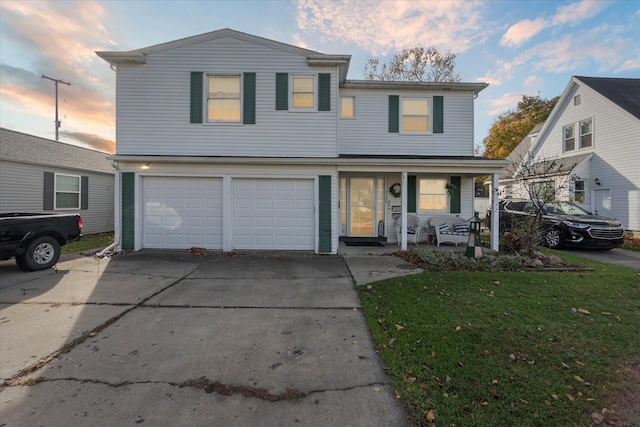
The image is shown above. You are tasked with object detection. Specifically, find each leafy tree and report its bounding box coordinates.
[364,46,461,82]
[482,95,559,159]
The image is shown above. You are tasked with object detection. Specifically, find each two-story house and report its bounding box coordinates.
[97,28,507,254]
[497,76,640,236]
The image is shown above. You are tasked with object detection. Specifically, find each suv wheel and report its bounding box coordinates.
[545,228,565,249]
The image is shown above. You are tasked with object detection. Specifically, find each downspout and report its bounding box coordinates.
[98,160,121,257]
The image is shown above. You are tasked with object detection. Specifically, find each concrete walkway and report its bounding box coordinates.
[0,251,414,426]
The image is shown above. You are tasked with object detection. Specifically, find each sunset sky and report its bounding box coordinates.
[1,0,638,154]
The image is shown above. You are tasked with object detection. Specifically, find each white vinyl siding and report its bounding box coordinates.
[338,89,475,156]
[115,37,338,158]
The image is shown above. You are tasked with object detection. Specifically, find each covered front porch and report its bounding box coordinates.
[336,156,508,253]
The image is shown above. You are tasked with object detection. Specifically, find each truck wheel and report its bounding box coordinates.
[545,228,565,250]
[21,236,61,271]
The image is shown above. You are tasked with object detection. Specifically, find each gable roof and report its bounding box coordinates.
[530,75,640,156]
[97,28,352,82]
[500,123,543,180]
[575,76,640,120]
[0,128,114,174]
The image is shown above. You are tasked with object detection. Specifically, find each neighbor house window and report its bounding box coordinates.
[530,180,555,200]
[340,96,355,118]
[418,178,447,211]
[401,98,430,133]
[55,174,81,209]
[291,75,316,110]
[574,180,585,203]
[580,119,592,148]
[207,75,241,122]
[563,125,575,151]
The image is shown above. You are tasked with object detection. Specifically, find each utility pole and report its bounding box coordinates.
[41,75,71,141]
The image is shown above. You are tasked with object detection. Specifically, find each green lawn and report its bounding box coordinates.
[357,252,640,426]
[62,232,114,254]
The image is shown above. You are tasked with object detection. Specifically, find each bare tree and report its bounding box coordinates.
[364,46,461,82]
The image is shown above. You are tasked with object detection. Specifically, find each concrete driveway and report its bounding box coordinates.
[0,251,410,426]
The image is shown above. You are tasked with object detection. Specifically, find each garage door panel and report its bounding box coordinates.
[143,177,223,249]
[233,178,314,250]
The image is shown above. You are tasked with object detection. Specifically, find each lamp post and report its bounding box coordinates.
[466,212,483,258]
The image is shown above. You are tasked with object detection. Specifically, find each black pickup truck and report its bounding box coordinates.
[0,213,83,271]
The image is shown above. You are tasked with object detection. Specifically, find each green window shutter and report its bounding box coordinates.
[433,95,444,133]
[318,175,332,253]
[450,176,461,214]
[121,172,135,250]
[408,175,417,212]
[43,172,54,210]
[243,72,256,124]
[275,73,288,110]
[81,176,89,210]
[318,73,330,111]
[190,72,203,123]
[388,95,399,133]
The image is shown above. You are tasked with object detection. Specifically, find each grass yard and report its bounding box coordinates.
[357,252,640,426]
[62,232,114,254]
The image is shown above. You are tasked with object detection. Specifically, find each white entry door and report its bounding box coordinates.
[593,189,612,217]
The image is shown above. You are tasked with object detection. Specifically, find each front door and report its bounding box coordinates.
[344,177,385,237]
[593,189,612,217]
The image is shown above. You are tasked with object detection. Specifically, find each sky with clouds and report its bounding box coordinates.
[1,0,638,154]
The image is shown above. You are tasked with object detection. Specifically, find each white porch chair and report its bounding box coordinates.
[395,214,420,245]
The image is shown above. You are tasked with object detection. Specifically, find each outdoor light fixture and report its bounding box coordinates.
[142,163,150,170]
[595,178,601,186]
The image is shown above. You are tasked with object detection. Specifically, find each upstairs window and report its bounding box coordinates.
[563,125,575,152]
[340,96,355,118]
[580,119,592,148]
[401,98,430,133]
[291,75,316,110]
[418,178,447,211]
[207,75,241,122]
[55,174,81,209]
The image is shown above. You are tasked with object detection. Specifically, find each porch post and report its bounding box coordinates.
[491,173,500,252]
[401,172,408,250]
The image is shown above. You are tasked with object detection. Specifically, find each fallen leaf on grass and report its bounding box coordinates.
[567,394,575,401]
[575,375,584,383]
[388,338,396,348]
[577,308,591,315]
[395,324,404,331]
[551,394,559,400]
[425,409,435,422]
[455,326,461,331]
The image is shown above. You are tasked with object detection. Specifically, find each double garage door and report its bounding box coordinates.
[143,177,314,250]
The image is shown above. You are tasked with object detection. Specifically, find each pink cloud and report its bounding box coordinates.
[500,18,546,48]
[552,0,609,26]
[295,0,487,55]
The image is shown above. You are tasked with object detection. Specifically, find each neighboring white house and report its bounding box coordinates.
[96,28,507,253]
[496,76,640,236]
[0,128,115,234]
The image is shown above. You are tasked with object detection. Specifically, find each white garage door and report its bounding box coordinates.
[233,179,315,250]
[143,177,223,249]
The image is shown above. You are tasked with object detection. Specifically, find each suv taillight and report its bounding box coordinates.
[78,218,83,231]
